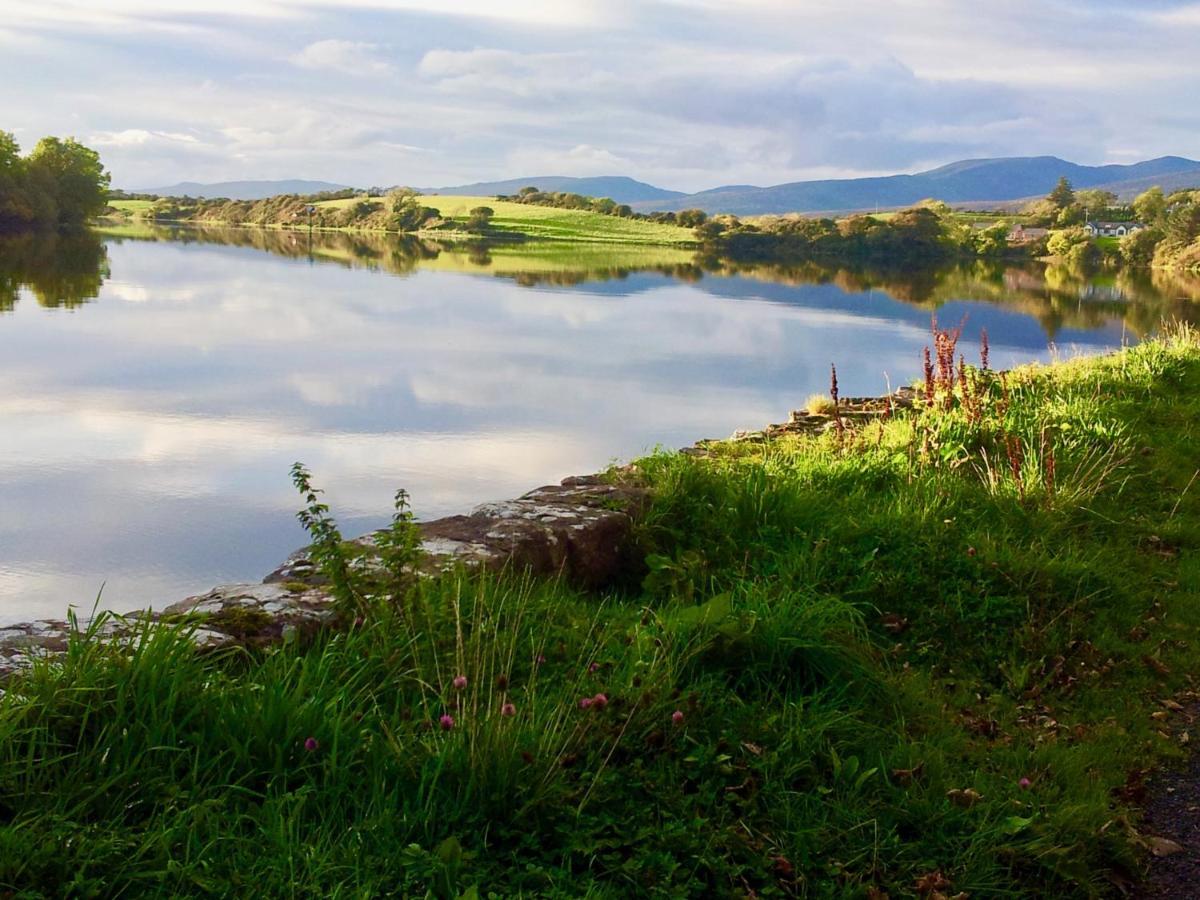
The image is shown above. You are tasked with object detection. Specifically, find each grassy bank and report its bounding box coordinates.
[2,328,1200,896]
[105,195,697,248]
[361,195,694,246]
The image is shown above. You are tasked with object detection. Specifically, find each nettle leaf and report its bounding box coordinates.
[662,592,733,631]
[1003,815,1036,835]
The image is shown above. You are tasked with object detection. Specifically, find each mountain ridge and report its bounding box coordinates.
[418,175,686,204]
[632,156,1200,215]
[126,156,1200,213]
[129,179,351,200]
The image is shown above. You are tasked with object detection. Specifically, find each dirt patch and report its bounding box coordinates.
[1138,704,1200,897]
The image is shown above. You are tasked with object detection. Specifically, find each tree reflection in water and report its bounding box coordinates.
[16,222,1200,337]
[0,231,109,312]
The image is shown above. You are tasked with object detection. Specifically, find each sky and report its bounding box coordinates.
[1,0,1199,192]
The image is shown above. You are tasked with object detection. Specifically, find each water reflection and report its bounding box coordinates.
[0,231,109,311]
[1,225,1198,622]
[94,223,1200,336]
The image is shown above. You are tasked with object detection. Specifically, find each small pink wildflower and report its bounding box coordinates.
[304,736,319,751]
[535,654,546,665]
[439,714,455,731]
[588,662,600,673]
[452,675,468,690]
[501,702,516,717]
[591,693,608,709]
[1019,777,1032,790]
[579,697,593,709]
[671,710,684,725]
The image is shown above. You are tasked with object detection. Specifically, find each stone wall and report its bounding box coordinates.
[0,475,647,679]
[0,388,912,680]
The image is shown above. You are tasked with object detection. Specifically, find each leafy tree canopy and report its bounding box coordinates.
[0,131,111,230]
[1133,186,1167,224]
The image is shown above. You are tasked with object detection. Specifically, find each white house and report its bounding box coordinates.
[1084,221,1147,238]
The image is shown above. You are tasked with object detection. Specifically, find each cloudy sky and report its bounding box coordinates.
[2,0,1198,191]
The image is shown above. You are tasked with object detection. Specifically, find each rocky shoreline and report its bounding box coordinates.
[0,389,907,680]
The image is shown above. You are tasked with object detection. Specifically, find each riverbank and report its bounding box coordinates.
[2,327,1199,895]
[103,194,699,248]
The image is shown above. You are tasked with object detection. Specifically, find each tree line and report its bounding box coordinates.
[691,204,1014,263]
[0,131,111,231]
[141,190,442,232]
[497,185,711,228]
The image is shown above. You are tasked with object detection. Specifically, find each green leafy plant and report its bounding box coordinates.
[290,462,357,612]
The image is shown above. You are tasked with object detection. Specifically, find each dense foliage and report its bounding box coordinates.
[497,185,711,229]
[2,327,1200,895]
[695,204,1013,264]
[498,185,637,219]
[137,189,442,232]
[0,131,111,231]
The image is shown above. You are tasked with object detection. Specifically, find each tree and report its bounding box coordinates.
[973,222,1010,256]
[1046,226,1090,258]
[1055,204,1085,226]
[676,208,708,228]
[466,205,493,232]
[1047,176,1075,210]
[916,198,951,216]
[24,136,111,226]
[1022,197,1060,226]
[0,130,19,171]
[1074,189,1117,216]
[386,190,437,232]
[1164,200,1200,246]
[0,130,31,229]
[1120,227,1163,265]
[1133,186,1167,224]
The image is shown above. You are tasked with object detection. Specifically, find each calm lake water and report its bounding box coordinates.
[2,225,1198,623]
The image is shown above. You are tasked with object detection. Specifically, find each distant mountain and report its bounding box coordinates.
[1076,167,1200,201]
[424,176,685,205]
[631,156,1200,215]
[128,156,1200,214]
[130,180,352,200]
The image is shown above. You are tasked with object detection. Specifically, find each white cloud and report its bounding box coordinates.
[1151,3,1200,25]
[3,0,1198,189]
[505,143,630,177]
[89,129,200,148]
[291,39,394,76]
[3,0,616,31]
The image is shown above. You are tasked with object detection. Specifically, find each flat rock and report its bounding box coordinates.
[265,474,648,590]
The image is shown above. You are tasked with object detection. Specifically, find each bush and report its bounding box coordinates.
[465,205,493,232]
[1120,226,1163,265]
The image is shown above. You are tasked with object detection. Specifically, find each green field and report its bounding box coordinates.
[92,222,697,277]
[106,199,156,212]
[106,195,697,246]
[319,194,698,245]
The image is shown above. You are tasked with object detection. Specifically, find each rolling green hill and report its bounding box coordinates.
[317,194,697,245]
